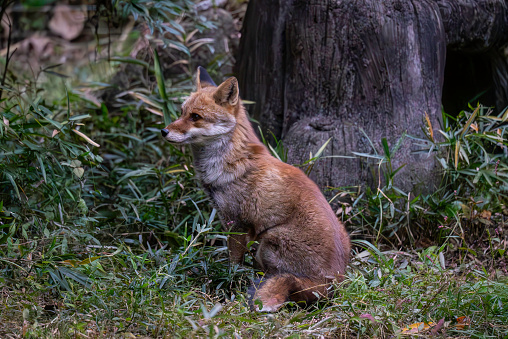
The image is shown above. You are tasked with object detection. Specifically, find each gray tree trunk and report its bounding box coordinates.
[236,0,508,195]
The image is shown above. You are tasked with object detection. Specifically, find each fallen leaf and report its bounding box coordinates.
[430,318,445,335]
[401,321,435,334]
[73,89,102,108]
[77,256,102,266]
[359,313,378,323]
[73,167,85,178]
[424,111,434,141]
[61,259,79,267]
[456,316,470,330]
[70,160,82,168]
[49,5,86,40]
[61,256,102,267]
[480,210,492,220]
[22,320,29,336]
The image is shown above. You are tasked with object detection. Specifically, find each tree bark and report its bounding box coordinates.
[236,0,508,194]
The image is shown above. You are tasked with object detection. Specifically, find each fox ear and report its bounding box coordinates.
[196,66,216,90]
[213,77,239,107]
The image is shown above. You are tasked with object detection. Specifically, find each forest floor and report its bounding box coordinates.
[1,1,507,338]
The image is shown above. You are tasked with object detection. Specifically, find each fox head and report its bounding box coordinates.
[161,67,240,145]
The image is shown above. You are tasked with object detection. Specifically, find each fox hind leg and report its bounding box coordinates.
[247,274,328,312]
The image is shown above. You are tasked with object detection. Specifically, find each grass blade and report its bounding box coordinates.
[36,154,47,183]
[153,49,172,126]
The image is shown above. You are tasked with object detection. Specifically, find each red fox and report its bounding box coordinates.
[161,67,350,312]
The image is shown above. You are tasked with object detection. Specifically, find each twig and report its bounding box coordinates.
[0,0,15,34]
[0,13,17,101]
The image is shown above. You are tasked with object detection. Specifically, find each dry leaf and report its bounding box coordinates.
[145,107,163,116]
[73,89,102,108]
[72,129,100,147]
[424,111,434,141]
[480,210,492,220]
[401,321,435,334]
[359,313,378,323]
[22,320,29,336]
[52,129,60,138]
[70,160,82,168]
[456,316,470,330]
[77,256,102,266]
[61,256,101,267]
[73,167,85,178]
[430,318,445,335]
[129,91,162,109]
[2,116,8,133]
[61,259,79,267]
[49,5,86,41]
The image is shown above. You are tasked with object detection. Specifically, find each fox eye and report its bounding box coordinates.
[190,113,202,122]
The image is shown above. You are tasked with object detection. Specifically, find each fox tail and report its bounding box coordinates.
[247,274,330,312]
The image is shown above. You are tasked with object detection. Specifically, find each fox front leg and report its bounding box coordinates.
[227,223,250,265]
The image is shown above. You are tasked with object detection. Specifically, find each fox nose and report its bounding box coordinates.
[161,129,169,137]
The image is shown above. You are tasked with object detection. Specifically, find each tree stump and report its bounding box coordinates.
[236,0,508,194]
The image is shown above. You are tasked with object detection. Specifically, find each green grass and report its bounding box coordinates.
[2,237,507,337]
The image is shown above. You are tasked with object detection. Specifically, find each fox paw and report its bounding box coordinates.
[247,277,288,312]
[250,296,286,313]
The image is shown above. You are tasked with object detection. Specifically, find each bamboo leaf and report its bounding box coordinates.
[77,256,102,266]
[145,107,163,116]
[36,154,47,183]
[48,268,71,291]
[454,140,460,169]
[129,91,163,109]
[390,132,406,155]
[351,152,386,160]
[57,266,92,288]
[72,129,100,147]
[109,56,151,69]
[6,173,21,201]
[313,138,332,160]
[460,105,479,138]
[381,138,390,159]
[153,49,172,126]
[268,143,282,162]
[500,106,508,122]
[69,114,92,121]
[359,128,378,154]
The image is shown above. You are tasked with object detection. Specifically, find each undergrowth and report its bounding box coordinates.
[1,1,507,338]
[332,106,508,250]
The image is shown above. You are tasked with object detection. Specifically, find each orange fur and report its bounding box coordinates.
[161,67,350,312]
